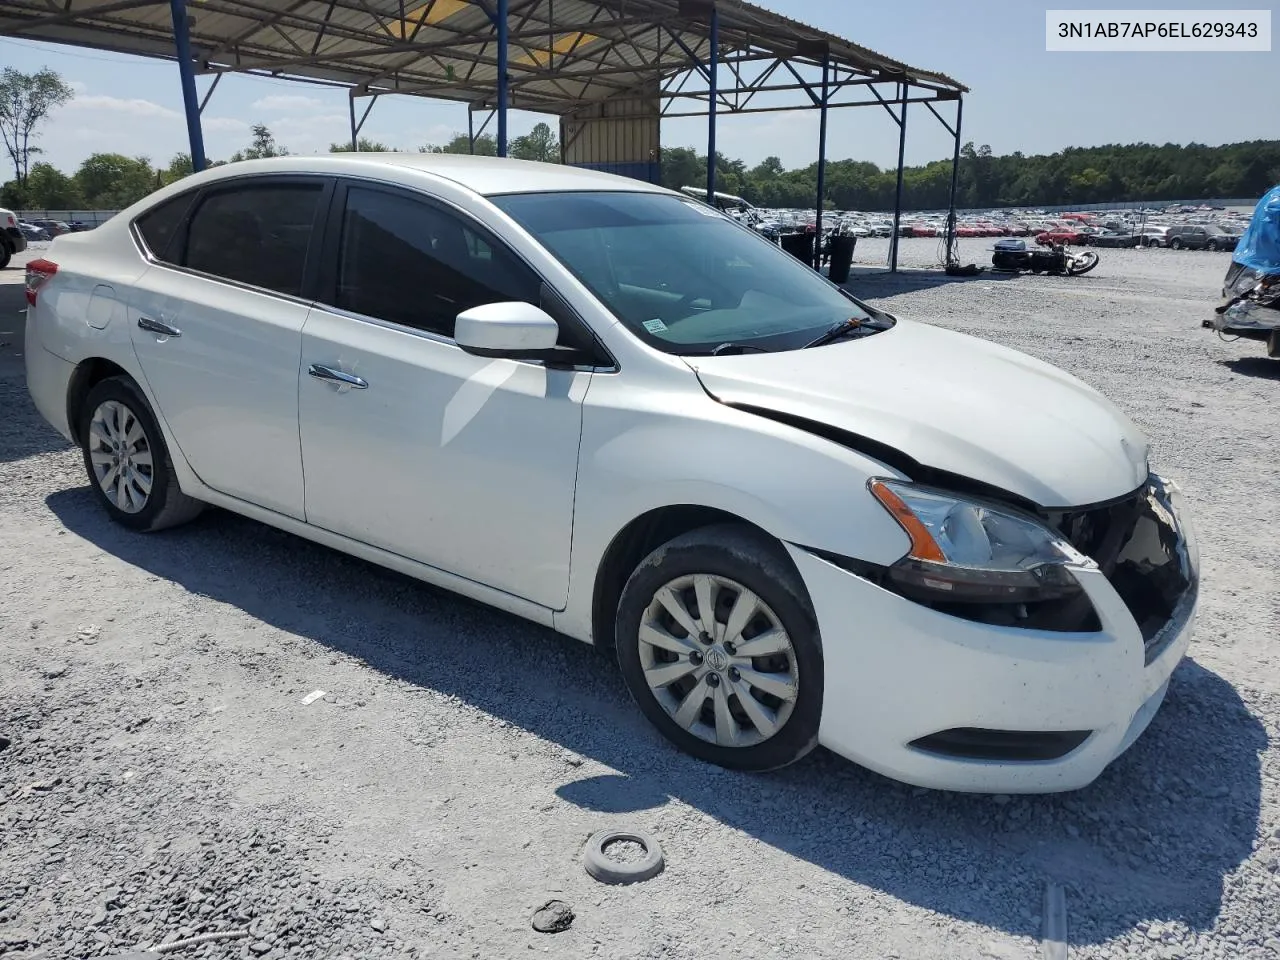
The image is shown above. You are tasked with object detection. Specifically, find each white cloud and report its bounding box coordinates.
[250,94,324,112]
[204,116,248,132]
[65,94,180,120]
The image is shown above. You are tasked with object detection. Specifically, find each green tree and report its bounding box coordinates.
[510,122,559,163]
[0,67,74,186]
[330,137,395,152]
[25,161,82,208]
[162,153,194,184]
[659,146,705,191]
[420,132,497,156]
[229,123,288,161]
[74,153,156,208]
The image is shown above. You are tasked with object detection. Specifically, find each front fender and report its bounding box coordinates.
[556,373,911,642]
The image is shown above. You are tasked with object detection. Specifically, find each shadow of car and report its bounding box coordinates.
[40,477,1267,948]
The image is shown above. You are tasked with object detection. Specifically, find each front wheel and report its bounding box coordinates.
[79,376,204,531]
[615,525,823,771]
[1067,251,1100,276]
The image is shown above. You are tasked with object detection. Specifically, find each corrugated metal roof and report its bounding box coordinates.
[0,0,966,114]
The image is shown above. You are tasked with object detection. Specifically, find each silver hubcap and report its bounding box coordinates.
[88,400,154,514]
[638,573,799,748]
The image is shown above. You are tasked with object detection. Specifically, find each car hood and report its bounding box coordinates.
[687,318,1150,508]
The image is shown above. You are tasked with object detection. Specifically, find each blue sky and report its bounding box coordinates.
[0,0,1275,175]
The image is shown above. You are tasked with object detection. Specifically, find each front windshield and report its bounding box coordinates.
[492,191,877,355]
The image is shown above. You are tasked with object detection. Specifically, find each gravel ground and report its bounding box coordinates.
[2,240,1278,960]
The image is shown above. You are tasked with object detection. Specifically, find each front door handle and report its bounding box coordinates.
[137,316,181,338]
[308,363,368,389]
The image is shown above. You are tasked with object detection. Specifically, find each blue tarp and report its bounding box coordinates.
[1234,185,1280,275]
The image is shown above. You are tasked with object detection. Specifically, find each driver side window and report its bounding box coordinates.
[334,186,540,338]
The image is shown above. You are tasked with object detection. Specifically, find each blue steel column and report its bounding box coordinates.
[496,0,509,156]
[706,5,718,203]
[169,0,206,172]
[890,81,909,273]
[814,56,829,268]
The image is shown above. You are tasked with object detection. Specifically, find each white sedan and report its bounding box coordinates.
[24,155,1199,792]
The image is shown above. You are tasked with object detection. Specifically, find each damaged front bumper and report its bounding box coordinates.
[790,475,1200,794]
[1210,299,1280,334]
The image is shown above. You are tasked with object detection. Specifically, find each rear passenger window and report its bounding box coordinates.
[184,183,322,297]
[333,186,540,337]
[135,192,197,261]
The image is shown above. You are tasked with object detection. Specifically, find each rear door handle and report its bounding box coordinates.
[137,316,181,337]
[308,363,368,389]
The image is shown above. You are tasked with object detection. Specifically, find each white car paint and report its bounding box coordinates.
[24,154,1199,793]
[689,320,1152,507]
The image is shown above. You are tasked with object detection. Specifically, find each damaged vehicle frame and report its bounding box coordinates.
[24,155,1199,794]
[1210,185,1280,359]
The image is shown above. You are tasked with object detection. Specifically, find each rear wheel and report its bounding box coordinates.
[0,243,11,269]
[615,524,823,771]
[78,376,204,531]
[1169,237,1183,250]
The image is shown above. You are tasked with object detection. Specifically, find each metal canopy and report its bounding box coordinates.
[0,0,965,113]
[0,0,968,273]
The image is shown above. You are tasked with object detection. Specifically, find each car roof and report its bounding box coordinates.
[182,153,670,199]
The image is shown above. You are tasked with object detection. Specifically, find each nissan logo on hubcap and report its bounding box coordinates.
[706,647,729,672]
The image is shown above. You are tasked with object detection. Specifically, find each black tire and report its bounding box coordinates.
[78,376,204,532]
[1067,251,1100,276]
[1169,238,1183,250]
[0,244,11,270]
[615,524,823,772]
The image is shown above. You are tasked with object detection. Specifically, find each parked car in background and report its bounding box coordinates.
[19,221,51,242]
[1035,226,1091,246]
[1203,225,1242,251]
[1166,224,1238,250]
[1089,230,1140,248]
[1138,227,1170,248]
[28,219,70,237]
[1,207,29,267]
[23,154,1200,793]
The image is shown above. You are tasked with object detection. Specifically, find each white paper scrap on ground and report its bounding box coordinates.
[301,690,326,705]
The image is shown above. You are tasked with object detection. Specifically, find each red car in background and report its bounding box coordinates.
[1036,226,1093,246]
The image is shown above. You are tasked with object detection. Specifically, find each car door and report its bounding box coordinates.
[127,176,331,520]
[298,182,591,609]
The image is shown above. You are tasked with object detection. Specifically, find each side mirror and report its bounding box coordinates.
[455,301,561,360]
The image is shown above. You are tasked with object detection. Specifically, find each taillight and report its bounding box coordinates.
[5,215,14,227]
[26,258,58,306]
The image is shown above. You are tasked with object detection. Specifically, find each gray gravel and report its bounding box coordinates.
[1,241,1279,960]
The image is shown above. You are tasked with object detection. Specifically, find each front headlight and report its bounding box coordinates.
[869,479,1095,603]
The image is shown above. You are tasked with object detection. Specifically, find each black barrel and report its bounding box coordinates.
[828,235,857,284]
[779,232,815,266]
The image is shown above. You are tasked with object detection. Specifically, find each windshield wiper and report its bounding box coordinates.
[803,317,872,349]
[710,342,770,356]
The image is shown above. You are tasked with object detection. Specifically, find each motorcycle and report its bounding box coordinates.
[990,238,1099,276]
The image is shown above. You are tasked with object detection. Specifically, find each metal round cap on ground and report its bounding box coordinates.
[583,828,665,884]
